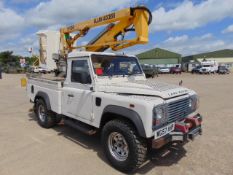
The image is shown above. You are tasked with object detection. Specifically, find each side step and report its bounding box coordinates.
[63,118,97,135]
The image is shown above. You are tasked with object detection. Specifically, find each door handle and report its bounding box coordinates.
[68,94,74,97]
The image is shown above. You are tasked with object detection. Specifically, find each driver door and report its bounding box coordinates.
[62,59,93,122]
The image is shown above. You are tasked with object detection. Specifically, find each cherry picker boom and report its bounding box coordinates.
[36,6,152,74]
[60,6,152,56]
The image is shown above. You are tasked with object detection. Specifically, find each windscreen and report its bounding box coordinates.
[91,54,143,76]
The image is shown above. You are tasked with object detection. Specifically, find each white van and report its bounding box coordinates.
[200,60,218,74]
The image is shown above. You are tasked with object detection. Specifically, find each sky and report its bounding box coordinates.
[0,0,233,57]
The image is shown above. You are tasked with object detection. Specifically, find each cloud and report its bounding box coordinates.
[198,33,213,40]
[0,33,39,56]
[222,24,233,34]
[155,1,182,10]
[0,1,24,41]
[158,33,233,56]
[164,35,189,44]
[151,0,233,32]
[9,0,40,4]
[26,0,131,28]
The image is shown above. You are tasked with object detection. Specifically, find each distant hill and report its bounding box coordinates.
[137,48,181,59]
[182,49,233,63]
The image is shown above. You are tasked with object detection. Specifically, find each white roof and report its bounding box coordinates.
[68,51,135,58]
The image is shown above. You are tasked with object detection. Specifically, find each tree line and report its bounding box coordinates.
[0,51,37,67]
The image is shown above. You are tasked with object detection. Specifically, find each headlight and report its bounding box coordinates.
[188,98,192,108]
[189,95,199,112]
[153,105,166,126]
[154,107,163,119]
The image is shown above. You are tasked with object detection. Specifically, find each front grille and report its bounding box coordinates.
[167,98,190,123]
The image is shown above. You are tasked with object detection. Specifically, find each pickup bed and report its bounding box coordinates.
[27,51,202,173]
[28,76,64,113]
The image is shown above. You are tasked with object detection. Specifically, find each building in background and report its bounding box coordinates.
[136,48,182,67]
[182,49,233,71]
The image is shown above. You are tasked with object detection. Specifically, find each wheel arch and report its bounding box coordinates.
[100,105,146,138]
[34,91,51,111]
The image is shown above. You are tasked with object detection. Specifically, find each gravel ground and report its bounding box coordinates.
[0,73,232,175]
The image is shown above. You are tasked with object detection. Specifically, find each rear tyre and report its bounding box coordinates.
[102,120,148,173]
[35,99,56,128]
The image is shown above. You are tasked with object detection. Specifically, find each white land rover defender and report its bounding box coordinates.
[27,52,202,173]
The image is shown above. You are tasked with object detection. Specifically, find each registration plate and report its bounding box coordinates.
[154,123,175,139]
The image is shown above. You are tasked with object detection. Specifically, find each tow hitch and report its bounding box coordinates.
[188,126,202,140]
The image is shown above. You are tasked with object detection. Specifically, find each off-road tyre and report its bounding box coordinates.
[101,119,148,173]
[35,99,56,128]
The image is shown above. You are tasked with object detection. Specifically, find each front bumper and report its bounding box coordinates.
[152,113,202,149]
